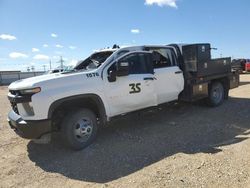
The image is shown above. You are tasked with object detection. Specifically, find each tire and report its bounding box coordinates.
[61,108,98,150]
[207,82,225,107]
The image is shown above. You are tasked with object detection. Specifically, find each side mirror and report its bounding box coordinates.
[108,70,117,82]
[116,61,129,77]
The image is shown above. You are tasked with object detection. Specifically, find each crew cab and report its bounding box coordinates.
[7,43,240,150]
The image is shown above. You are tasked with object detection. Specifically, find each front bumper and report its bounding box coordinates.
[7,110,51,139]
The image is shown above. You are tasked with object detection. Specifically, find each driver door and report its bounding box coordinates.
[103,52,157,117]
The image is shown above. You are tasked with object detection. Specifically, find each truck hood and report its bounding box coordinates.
[8,70,100,91]
[8,73,64,90]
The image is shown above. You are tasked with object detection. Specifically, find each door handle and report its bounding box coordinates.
[175,71,183,74]
[144,77,154,81]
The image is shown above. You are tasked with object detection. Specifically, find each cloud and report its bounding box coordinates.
[43,44,49,48]
[32,48,40,52]
[55,51,63,55]
[9,52,28,59]
[145,0,177,8]
[69,46,77,50]
[55,44,63,48]
[0,58,7,62]
[33,54,49,60]
[51,33,58,38]
[67,59,78,66]
[0,34,17,40]
[131,29,140,34]
[52,55,60,59]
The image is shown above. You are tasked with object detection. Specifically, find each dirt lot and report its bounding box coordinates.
[0,75,250,188]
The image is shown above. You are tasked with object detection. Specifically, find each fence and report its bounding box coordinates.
[0,71,45,85]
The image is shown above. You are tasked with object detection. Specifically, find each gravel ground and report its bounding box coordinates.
[0,75,250,188]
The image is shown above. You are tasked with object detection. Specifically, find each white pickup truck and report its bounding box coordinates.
[7,43,239,150]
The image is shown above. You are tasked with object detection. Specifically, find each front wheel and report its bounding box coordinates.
[207,82,225,107]
[61,108,98,150]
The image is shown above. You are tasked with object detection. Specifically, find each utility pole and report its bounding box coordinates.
[31,66,35,72]
[43,65,46,72]
[49,59,52,70]
[60,56,63,69]
[56,56,65,70]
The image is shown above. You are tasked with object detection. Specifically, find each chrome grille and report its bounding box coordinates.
[9,90,20,115]
[11,102,19,115]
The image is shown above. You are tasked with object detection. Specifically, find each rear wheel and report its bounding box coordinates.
[207,82,225,107]
[61,108,98,150]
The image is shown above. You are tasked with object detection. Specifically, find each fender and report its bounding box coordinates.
[48,94,107,125]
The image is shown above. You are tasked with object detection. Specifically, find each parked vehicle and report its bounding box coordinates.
[245,59,250,72]
[45,68,64,74]
[7,43,240,150]
[231,59,243,72]
[232,59,250,72]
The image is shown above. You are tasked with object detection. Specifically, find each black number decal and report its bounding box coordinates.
[129,84,136,93]
[129,83,141,94]
[86,73,99,78]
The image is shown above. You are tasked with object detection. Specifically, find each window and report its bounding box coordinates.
[119,53,151,74]
[147,48,177,68]
[74,51,114,70]
[117,50,129,58]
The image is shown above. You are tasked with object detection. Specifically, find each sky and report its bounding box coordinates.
[0,0,250,71]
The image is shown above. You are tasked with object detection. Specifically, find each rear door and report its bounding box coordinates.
[103,52,157,117]
[146,47,184,104]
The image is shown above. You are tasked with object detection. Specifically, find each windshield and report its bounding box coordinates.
[74,51,114,70]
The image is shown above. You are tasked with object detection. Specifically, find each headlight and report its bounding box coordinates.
[20,87,41,95]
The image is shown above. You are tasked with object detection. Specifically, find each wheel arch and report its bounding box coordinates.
[48,94,107,127]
